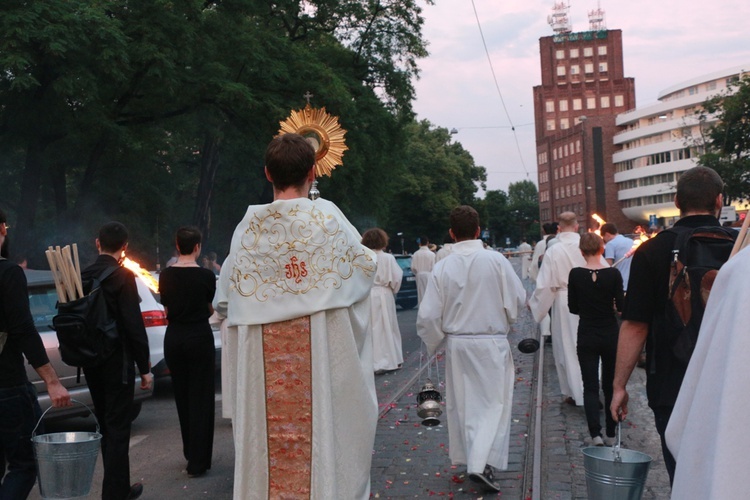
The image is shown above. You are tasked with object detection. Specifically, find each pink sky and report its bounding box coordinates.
[412,0,750,194]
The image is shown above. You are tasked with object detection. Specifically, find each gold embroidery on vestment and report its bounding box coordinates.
[229,204,375,301]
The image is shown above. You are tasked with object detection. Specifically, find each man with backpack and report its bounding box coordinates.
[611,166,735,486]
[82,222,152,500]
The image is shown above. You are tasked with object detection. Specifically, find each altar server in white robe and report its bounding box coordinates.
[665,244,750,500]
[529,223,557,338]
[214,133,378,500]
[417,205,526,493]
[361,228,404,373]
[518,239,533,280]
[529,212,604,406]
[411,236,436,305]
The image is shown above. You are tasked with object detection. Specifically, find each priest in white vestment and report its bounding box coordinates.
[518,239,533,280]
[214,134,378,500]
[529,213,602,406]
[417,206,526,493]
[665,245,750,499]
[411,237,436,305]
[361,228,404,373]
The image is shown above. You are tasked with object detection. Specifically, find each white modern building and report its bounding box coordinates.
[613,64,748,226]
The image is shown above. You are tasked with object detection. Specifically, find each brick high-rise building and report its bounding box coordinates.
[533,4,636,232]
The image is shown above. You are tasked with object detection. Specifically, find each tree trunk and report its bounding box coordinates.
[74,132,111,215]
[193,133,222,246]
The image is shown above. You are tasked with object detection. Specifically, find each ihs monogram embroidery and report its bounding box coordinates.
[284,256,308,284]
[229,203,375,301]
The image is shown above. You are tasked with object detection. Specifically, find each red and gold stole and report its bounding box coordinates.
[262,316,313,498]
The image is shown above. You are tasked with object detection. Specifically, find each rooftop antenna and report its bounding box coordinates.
[588,1,606,31]
[548,1,572,34]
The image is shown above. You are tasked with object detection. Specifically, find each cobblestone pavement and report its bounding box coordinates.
[371,256,672,499]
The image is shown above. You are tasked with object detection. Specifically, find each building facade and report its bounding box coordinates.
[534,28,636,231]
[613,64,749,227]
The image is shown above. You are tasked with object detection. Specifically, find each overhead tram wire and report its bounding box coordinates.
[470,0,531,179]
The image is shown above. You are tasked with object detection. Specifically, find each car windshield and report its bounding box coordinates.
[395,256,412,272]
[28,285,59,331]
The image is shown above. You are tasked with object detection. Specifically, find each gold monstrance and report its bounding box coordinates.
[278,92,348,199]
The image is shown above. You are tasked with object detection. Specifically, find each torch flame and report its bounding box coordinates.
[591,213,607,236]
[122,256,160,294]
[624,226,656,258]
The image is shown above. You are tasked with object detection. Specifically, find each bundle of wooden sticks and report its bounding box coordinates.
[45,244,83,303]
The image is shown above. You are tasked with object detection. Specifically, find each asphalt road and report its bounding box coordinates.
[28,305,422,500]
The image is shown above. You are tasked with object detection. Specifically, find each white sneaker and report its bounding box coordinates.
[592,436,605,446]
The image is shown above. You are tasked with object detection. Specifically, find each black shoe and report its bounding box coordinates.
[469,465,501,492]
[127,483,143,499]
[188,469,207,478]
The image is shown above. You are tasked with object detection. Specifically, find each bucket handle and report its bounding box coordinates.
[612,420,623,462]
[32,398,100,438]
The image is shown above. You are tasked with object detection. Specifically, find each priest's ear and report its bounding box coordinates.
[264,166,274,183]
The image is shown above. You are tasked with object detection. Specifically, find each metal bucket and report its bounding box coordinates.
[582,443,652,500]
[31,399,101,499]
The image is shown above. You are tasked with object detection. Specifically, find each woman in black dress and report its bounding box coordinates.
[568,232,624,446]
[158,226,217,477]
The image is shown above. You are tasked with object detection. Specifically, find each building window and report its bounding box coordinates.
[546,100,555,112]
[614,94,624,107]
[578,203,583,216]
[553,149,557,160]
[570,65,580,75]
[584,47,593,57]
[587,97,596,109]
[573,98,582,110]
[598,45,607,56]
[566,185,571,197]
[601,96,610,108]
[599,62,608,73]
[707,81,717,91]
[556,49,565,59]
[584,63,594,74]
[563,145,569,157]
[559,100,569,112]
[578,182,583,193]
[555,188,559,199]
[565,164,570,176]
[557,66,566,76]
[560,118,569,129]
[688,86,698,95]
[572,183,577,196]
[576,140,581,153]
[570,48,579,58]
[547,119,556,131]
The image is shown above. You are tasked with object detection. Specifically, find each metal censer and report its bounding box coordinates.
[416,380,443,426]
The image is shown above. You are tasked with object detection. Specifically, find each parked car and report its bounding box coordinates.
[24,269,153,421]
[394,255,418,310]
[24,268,222,421]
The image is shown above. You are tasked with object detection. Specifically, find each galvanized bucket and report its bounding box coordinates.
[581,424,652,500]
[31,399,101,499]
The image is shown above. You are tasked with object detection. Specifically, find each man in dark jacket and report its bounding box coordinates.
[82,222,152,500]
[0,209,71,499]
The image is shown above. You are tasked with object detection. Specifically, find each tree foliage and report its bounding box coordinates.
[697,75,750,205]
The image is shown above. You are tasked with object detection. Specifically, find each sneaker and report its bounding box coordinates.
[469,465,501,492]
[592,436,605,446]
[126,483,143,499]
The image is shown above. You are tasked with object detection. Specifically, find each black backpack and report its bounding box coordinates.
[665,225,737,365]
[53,266,119,368]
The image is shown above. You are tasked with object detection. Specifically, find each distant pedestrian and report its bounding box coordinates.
[518,238,532,280]
[435,233,454,263]
[600,223,632,290]
[361,228,404,373]
[568,233,623,446]
[158,226,217,478]
[417,205,526,492]
[411,236,435,305]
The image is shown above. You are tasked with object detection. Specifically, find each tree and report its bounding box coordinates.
[697,75,750,204]
[508,180,540,242]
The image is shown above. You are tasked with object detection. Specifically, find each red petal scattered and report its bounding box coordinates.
[451,475,464,484]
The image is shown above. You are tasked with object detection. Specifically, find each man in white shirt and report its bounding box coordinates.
[417,206,526,492]
[530,212,603,406]
[411,236,436,305]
